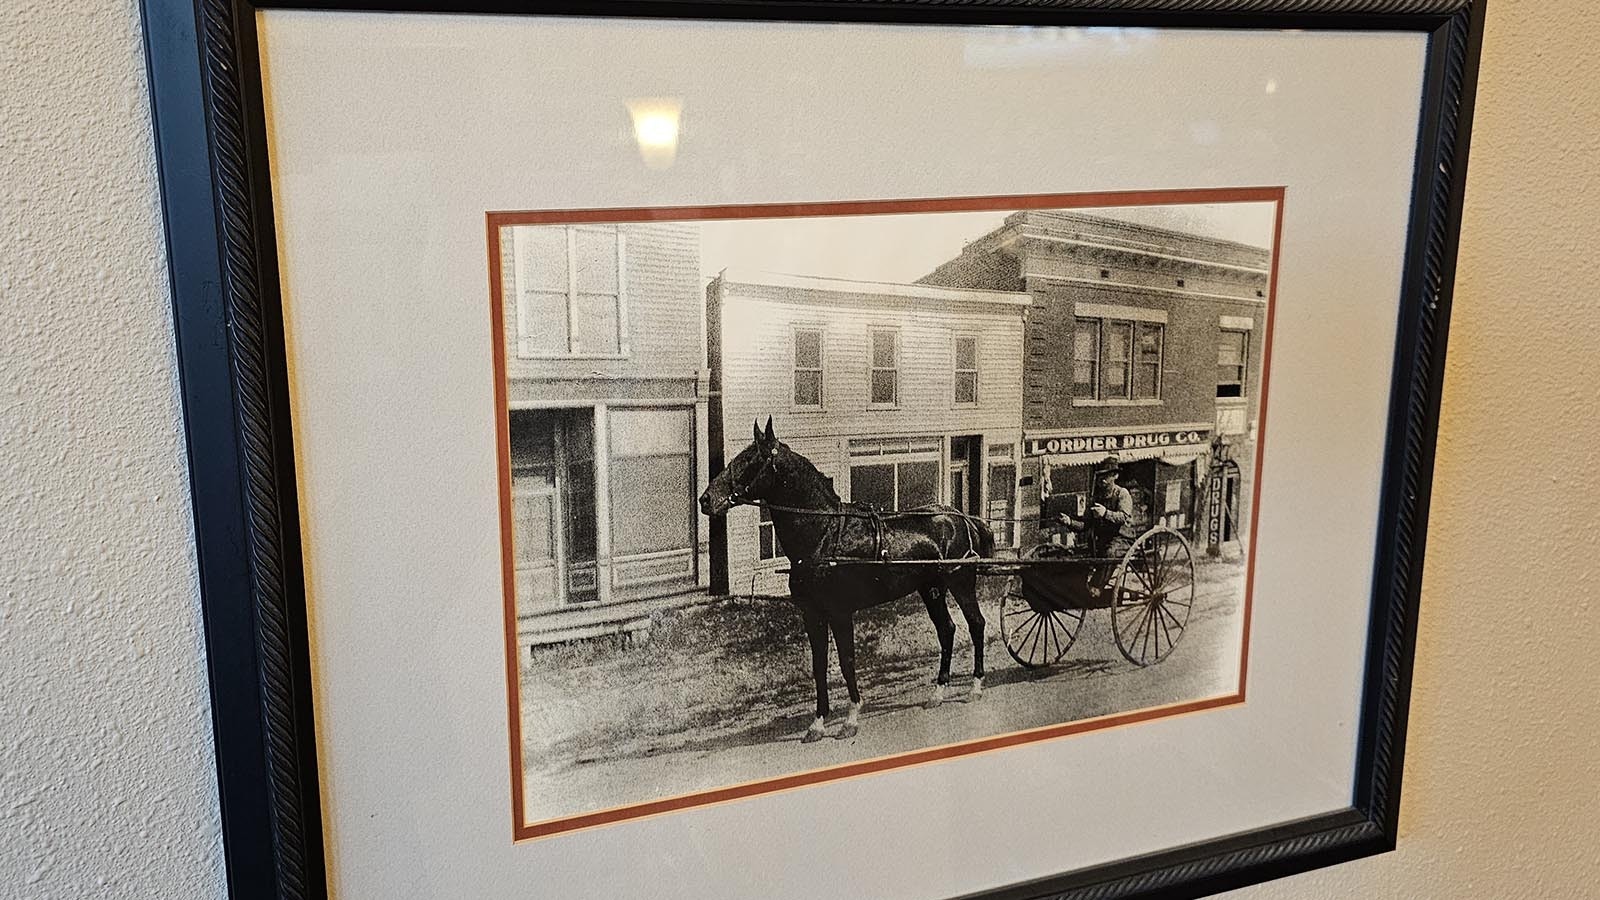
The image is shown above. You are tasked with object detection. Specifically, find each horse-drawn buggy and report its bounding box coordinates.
[989,525,1195,669]
[700,419,1198,742]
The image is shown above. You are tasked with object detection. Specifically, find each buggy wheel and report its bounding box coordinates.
[998,549,1085,668]
[1110,527,1195,666]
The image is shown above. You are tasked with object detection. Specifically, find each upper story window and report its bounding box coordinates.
[1218,329,1248,398]
[1075,316,1164,402]
[869,327,899,406]
[512,225,627,358]
[793,327,824,408]
[953,335,979,405]
[1133,322,1164,400]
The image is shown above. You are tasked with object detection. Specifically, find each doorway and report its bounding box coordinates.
[948,435,983,515]
[509,407,599,611]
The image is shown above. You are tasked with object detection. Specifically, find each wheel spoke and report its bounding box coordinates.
[1146,537,1169,592]
[1027,611,1047,663]
[1042,611,1060,662]
[1140,606,1155,662]
[1154,605,1174,659]
[1016,612,1043,657]
[1129,558,1155,592]
[1128,603,1152,654]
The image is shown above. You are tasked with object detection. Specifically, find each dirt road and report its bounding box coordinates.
[521,557,1247,824]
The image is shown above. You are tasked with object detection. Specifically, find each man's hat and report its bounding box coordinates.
[1097,455,1122,476]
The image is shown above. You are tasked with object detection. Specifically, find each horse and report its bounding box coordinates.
[699,418,994,743]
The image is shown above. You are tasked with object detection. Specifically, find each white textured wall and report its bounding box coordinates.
[0,2,225,897]
[0,1,1595,898]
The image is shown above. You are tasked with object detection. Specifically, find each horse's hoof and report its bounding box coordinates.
[836,723,858,740]
[926,684,946,709]
[802,718,826,743]
[970,678,985,702]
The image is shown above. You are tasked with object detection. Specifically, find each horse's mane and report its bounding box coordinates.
[777,443,841,508]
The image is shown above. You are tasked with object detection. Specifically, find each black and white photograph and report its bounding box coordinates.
[494,193,1279,836]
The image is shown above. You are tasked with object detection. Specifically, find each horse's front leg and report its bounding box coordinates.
[802,608,829,743]
[828,614,862,740]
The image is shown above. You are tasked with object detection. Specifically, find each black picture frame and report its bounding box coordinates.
[139,2,1483,898]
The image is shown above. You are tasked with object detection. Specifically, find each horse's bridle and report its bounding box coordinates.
[726,445,779,509]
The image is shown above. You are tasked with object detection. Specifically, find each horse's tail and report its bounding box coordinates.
[974,516,996,559]
[948,509,995,560]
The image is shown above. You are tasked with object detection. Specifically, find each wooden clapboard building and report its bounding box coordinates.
[919,210,1271,555]
[706,270,1030,597]
[499,222,711,645]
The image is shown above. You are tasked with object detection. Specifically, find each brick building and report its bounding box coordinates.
[499,222,711,644]
[706,269,1029,596]
[920,210,1270,554]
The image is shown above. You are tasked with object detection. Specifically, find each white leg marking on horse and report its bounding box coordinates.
[837,702,862,740]
[802,716,826,743]
[970,676,984,701]
[926,682,946,709]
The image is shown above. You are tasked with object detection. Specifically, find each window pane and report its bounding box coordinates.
[516,226,568,291]
[610,409,692,457]
[1103,322,1132,399]
[572,292,620,354]
[1073,319,1099,399]
[1137,324,1163,363]
[871,369,897,405]
[522,290,568,355]
[1073,319,1099,361]
[1134,362,1161,400]
[512,488,554,565]
[573,228,619,293]
[955,336,977,370]
[851,464,895,508]
[509,412,555,470]
[1218,331,1246,366]
[988,462,1016,546]
[564,457,597,560]
[794,370,822,406]
[795,329,822,368]
[955,371,978,405]
[871,330,897,367]
[897,461,939,509]
[1072,361,1096,399]
[610,454,693,555]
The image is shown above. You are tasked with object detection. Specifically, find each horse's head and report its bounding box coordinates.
[700,417,783,517]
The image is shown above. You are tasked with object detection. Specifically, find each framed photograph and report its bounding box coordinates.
[141,1,1483,898]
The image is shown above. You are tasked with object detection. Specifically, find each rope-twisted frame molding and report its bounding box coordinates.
[139,1,1483,898]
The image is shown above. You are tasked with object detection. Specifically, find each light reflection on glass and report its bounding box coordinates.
[625,98,682,169]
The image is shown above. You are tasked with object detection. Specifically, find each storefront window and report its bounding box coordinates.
[608,408,693,557]
[851,459,938,510]
[987,443,1017,547]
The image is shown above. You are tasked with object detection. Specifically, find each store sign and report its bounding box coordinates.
[1025,429,1210,457]
[1207,468,1225,551]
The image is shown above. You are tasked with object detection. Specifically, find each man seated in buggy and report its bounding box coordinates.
[1056,454,1140,560]
[1036,455,1144,603]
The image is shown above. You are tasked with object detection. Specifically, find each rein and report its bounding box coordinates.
[732,496,1033,526]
